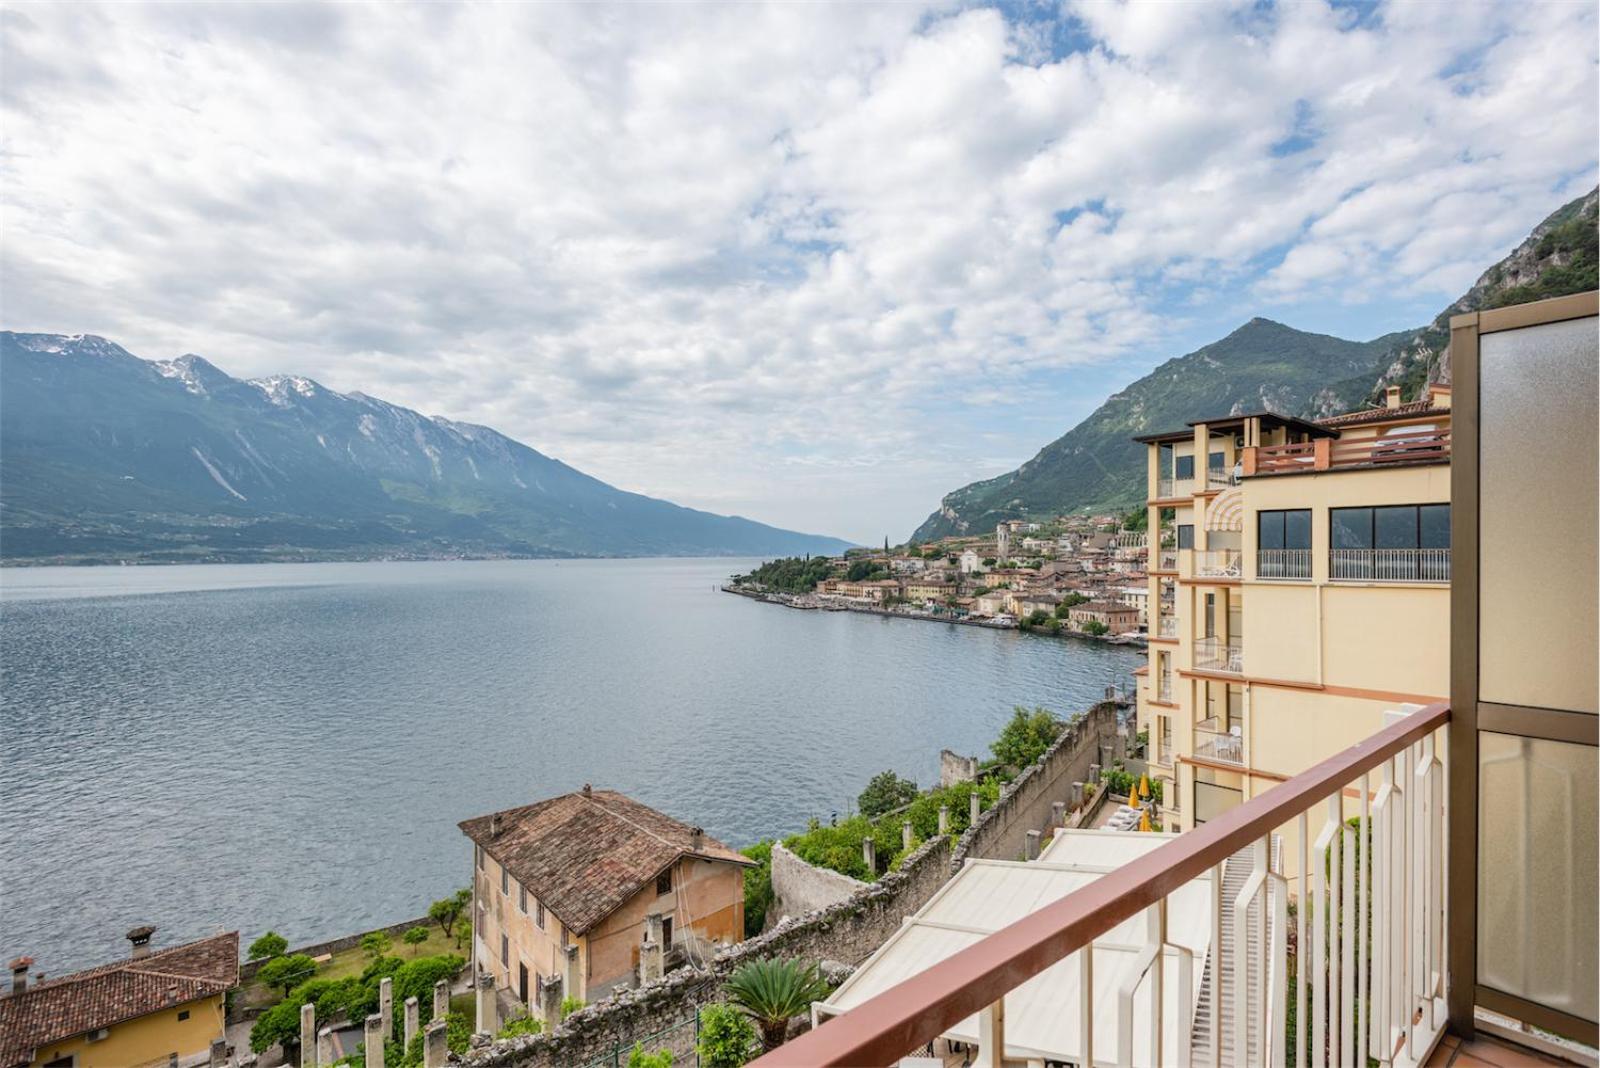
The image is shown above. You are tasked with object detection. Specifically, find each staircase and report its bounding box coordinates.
[1191,838,1280,1066]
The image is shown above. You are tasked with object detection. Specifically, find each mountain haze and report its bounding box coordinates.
[0,334,854,563]
[912,188,1598,541]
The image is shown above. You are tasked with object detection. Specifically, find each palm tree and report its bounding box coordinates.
[724,958,831,1050]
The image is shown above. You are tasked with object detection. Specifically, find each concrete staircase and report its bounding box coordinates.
[1191,839,1281,1066]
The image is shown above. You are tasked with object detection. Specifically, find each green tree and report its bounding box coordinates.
[741,840,775,937]
[402,927,429,955]
[844,559,886,582]
[428,891,468,945]
[697,1002,759,1067]
[1020,609,1050,631]
[257,953,318,998]
[248,931,288,961]
[360,931,392,961]
[1054,592,1089,617]
[1081,620,1110,637]
[724,959,831,1051]
[991,707,1064,768]
[856,770,917,819]
[627,1043,674,1068]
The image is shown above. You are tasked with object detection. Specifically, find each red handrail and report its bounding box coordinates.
[755,702,1451,1067]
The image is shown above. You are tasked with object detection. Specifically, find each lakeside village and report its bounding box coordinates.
[11,325,1600,1068]
[725,516,1151,641]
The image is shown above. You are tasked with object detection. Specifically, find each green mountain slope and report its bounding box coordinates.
[911,188,1597,541]
[0,334,855,563]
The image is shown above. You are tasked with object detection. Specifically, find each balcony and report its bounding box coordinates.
[1206,468,1237,490]
[1156,671,1173,704]
[1194,718,1245,766]
[1330,548,1451,583]
[1155,741,1173,766]
[1257,548,1312,580]
[1247,430,1452,477]
[1155,477,1191,500]
[760,704,1452,1068]
[1154,548,1178,571]
[1195,548,1242,579]
[1155,614,1178,639]
[1194,635,1242,674]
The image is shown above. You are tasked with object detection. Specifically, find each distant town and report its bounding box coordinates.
[725,514,1149,640]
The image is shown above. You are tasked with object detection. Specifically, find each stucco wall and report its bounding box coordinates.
[769,841,868,922]
[462,701,1124,1068]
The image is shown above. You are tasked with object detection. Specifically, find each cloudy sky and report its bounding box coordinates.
[2,1,1595,543]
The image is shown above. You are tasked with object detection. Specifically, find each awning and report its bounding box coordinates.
[1205,485,1243,532]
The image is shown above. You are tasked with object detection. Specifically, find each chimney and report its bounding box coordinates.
[1384,384,1402,409]
[127,925,156,959]
[581,783,592,797]
[490,813,503,838]
[9,956,32,996]
[689,826,704,852]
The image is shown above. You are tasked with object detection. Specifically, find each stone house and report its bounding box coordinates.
[1066,601,1141,635]
[0,930,238,1068]
[460,787,752,1012]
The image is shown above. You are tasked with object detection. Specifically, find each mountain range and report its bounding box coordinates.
[0,335,854,563]
[911,188,1598,542]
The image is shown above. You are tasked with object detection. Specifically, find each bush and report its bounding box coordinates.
[360,931,392,961]
[498,1012,542,1038]
[857,770,917,819]
[741,841,774,937]
[257,953,318,997]
[248,931,288,960]
[403,927,429,955]
[698,1002,759,1067]
[560,996,584,1019]
[1081,620,1110,637]
[991,706,1064,768]
[627,1043,674,1068]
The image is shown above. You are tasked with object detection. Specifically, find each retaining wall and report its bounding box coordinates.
[768,841,867,922]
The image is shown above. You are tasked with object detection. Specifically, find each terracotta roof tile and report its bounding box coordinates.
[459,790,752,936]
[1317,400,1448,428]
[0,932,238,1067]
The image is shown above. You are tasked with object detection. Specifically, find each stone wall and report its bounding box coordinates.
[464,700,1124,1068]
[951,701,1120,868]
[938,748,979,788]
[769,841,867,923]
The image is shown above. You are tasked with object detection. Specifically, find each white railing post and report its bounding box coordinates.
[1269,846,1289,1068]
[978,997,1005,1068]
[1295,811,1308,1068]
[1340,814,1356,1068]
[1079,947,1094,1068]
[1148,901,1165,1068]
[1357,771,1370,1066]
[1211,861,1224,1068]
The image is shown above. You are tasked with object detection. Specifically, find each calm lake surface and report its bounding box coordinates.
[0,559,1142,972]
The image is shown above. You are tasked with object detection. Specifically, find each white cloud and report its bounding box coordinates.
[1,0,1594,542]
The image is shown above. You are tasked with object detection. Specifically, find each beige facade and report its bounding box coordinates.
[1135,398,1451,832]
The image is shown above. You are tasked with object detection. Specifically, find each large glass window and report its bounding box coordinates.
[1175,454,1195,479]
[1329,504,1450,580]
[1258,509,1311,577]
[1176,524,1194,550]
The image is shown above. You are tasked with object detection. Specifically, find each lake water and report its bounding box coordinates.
[0,558,1143,972]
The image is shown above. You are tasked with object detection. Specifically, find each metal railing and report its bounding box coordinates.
[1155,742,1173,766]
[1194,636,1243,674]
[1207,468,1237,489]
[1257,548,1312,580]
[1194,720,1246,766]
[757,704,1451,1068]
[1156,614,1178,639]
[1156,478,1182,499]
[1196,549,1243,579]
[1156,672,1173,704]
[1330,548,1451,583]
[1155,548,1178,571]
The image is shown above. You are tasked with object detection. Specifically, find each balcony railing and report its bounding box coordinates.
[1156,672,1173,704]
[1194,635,1243,674]
[758,703,1451,1068]
[1196,549,1242,579]
[1155,548,1178,571]
[1331,428,1451,467]
[1155,742,1173,766]
[1207,468,1237,489]
[1156,614,1178,639]
[1330,548,1451,583]
[1156,478,1183,499]
[1254,440,1317,472]
[1258,548,1312,580]
[1194,719,1245,766]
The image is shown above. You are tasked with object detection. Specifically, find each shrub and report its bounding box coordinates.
[498,1012,542,1038]
[741,840,774,937]
[725,958,831,1050]
[698,1002,759,1067]
[991,706,1064,767]
[627,1043,674,1068]
[857,770,917,819]
[360,931,392,961]
[248,931,288,960]
[560,996,584,1019]
[257,953,318,997]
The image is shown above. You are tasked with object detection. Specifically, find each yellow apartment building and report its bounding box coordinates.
[1134,384,1453,830]
[0,930,238,1068]
[460,786,752,1017]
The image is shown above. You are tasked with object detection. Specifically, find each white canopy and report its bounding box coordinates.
[815,829,1212,1067]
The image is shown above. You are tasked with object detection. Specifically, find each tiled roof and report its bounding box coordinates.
[0,932,238,1067]
[1317,400,1448,428]
[459,790,753,936]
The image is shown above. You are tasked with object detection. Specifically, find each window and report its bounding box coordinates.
[501,934,509,966]
[536,901,545,929]
[561,926,569,949]
[501,862,509,895]
[1176,524,1194,550]
[661,917,674,947]
[1257,509,1311,550]
[519,885,527,914]
[1208,450,1225,472]
[476,845,484,871]
[177,1010,190,1022]
[656,869,672,896]
[1175,454,1195,479]
[1330,504,1450,580]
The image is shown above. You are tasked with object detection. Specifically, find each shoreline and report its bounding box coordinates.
[722,583,1148,648]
